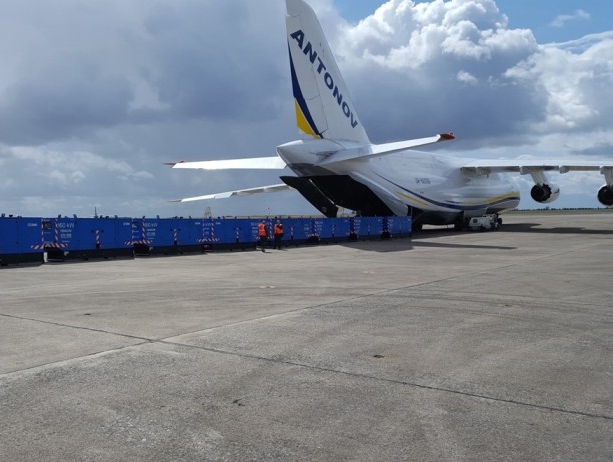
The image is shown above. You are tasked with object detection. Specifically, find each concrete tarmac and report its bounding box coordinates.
[1,212,611,461]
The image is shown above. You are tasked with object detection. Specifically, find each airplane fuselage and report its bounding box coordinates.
[277,139,520,223]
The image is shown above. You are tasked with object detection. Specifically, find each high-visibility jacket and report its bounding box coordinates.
[274,224,284,235]
[258,223,267,237]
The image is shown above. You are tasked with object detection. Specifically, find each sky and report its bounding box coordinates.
[1,0,612,219]
[337,0,613,43]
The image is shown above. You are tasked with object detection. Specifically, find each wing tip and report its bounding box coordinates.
[439,132,455,141]
[165,161,185,168]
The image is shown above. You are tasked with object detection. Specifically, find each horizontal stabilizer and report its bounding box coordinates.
[171,184,293,203]
[168,157,286,170]
[316,133,454,166]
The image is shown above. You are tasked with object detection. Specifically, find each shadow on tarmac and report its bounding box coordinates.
[411,241,516,251]
[337,233,517,252]
[501,222,613,235]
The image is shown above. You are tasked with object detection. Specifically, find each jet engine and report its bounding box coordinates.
[530,183,560,203]
[597,185,613,207]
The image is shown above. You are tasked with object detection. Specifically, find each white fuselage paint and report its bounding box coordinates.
[277,140,520,221]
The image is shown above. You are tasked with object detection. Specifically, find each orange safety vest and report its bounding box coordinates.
[274,223,283,235]
[258,223,267,237]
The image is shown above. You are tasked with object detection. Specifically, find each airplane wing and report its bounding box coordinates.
[461,159,613,175]
[171,184,293,203]
[316,133,455,167]
[461,159,613,206]
[168,156,286,170]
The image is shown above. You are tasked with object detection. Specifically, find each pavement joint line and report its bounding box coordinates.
[381,294,613,325]
[405,288,612,307]
[2,259,609,377]
[379,302,610,327]
[160,339,613,422]
[3,241,610,418]
[1,341,153,376]
[2,307,611,423]
[404,243,604,289]
[0,312,154,343]
[0,273,548,352]
[4,323,610,424]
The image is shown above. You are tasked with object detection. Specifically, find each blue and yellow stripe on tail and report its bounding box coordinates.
[294,100,320,138]
[289,49,322,139]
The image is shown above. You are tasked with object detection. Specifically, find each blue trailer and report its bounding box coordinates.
[0,216,45,266]
[38,217,134,261]
[1,215,411,265]
[126,217,227,255]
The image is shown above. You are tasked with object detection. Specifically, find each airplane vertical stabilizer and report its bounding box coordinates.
[286,0,370,144]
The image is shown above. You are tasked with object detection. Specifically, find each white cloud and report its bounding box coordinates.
[331,1,612,154]
[549,9,590,28]
[457,70,479,85]
[505,35,613,134]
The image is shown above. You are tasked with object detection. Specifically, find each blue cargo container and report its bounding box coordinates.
[226,218,251,250]
[0,215,411,265]
[126,217,228,255]
[137,218,218,255]
[40,217,134,261]
[0,216,44,265]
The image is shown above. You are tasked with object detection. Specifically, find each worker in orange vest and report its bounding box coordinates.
[257,220,268,252]
[273,220,284,249]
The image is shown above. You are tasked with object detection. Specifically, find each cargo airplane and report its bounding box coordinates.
[170,0,613,230]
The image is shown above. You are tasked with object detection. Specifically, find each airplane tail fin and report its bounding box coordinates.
[286,0,370,144]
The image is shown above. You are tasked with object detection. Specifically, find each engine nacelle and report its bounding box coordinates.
[597,185,613,207]
[530,183,560,203]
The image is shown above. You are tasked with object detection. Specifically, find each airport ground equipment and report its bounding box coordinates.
[468,214,501,231]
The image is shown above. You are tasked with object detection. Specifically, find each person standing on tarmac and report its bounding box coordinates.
[257,220,268,252]
[273,219,284,249]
